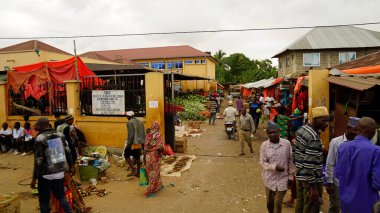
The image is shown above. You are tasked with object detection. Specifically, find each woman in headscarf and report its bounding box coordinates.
[144,121,165,198]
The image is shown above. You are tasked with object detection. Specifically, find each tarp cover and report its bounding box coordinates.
[8,57,98,100]
[342,65,380,75]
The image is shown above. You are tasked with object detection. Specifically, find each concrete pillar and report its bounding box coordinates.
[64,80,81,117]
[308,69,330,149]
[145,72,165,141]
[0,82,7,123]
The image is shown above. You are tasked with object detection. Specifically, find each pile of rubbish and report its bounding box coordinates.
[78,184,108,197]
[175,123,203,138]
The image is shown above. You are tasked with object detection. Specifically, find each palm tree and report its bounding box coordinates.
[214,50,226,64]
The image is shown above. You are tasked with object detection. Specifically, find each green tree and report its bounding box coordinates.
[213,51,277,84]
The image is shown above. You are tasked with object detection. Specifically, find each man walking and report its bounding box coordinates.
[294,106,329,213]
[124,111,146,177]
[208,97,217,125]
[325,117,359,213]
[335,117,380,213]
[238,108,255,156]
[31,117,73,213]
[58,115,78,162]
[260,123,295,213]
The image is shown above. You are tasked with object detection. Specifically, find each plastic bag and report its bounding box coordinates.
[163,144,175,156]
[139,168,149,186]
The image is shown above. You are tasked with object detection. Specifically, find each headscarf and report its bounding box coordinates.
[145,121,163,152]
[150,121,160,137]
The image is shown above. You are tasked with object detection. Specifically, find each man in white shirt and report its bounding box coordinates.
[223,101,238,123]
[11,122,24,155]
[0,122,12,153]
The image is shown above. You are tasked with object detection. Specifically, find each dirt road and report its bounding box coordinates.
[0,115,330,212]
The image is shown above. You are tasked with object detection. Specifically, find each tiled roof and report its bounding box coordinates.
[0,40,71,55]
[273,26,380,57]
[81,45,212,61]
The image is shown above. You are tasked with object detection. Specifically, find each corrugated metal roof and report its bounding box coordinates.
[273,26,380,57]
[81,45,212,61]
[243,78,275,89]
[326,76,380,91]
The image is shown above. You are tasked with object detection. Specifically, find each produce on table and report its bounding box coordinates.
[173,94,207,121]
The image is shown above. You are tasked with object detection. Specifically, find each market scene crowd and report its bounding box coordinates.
[2,86,380,212]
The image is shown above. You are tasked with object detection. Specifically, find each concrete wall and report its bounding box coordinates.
[0,72,166,148]
[277,48,380,76]
[308,69,330,149]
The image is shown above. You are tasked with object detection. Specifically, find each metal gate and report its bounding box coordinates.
[80,74,146,117]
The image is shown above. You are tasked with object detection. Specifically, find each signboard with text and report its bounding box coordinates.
[92,90,125,115]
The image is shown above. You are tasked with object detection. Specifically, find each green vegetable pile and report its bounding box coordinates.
[174,94,207,121]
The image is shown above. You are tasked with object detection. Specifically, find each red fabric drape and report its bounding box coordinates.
[8,56,100,100]
[291,76,308,112]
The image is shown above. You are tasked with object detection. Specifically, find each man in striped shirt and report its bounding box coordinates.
[208,97,217,125]
[293,106,329,213]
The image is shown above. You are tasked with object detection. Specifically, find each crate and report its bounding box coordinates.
[174,137,187,153]
[79,166,100,182]
[0,195,20,213]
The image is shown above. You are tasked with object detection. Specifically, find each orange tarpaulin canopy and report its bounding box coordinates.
[7,56,99,100]
[342,65,380,75]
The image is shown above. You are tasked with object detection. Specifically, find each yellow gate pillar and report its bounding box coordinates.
[145,72,165,141]
[0,82,7,123]
[64,80,81,118]
[308,69,330,149]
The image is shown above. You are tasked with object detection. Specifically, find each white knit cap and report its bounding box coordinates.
[126,111,134,116]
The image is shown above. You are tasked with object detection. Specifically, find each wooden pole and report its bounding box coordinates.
[73,40,80,115]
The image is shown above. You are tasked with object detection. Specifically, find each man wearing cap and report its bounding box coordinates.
[335,117,380,213]
[260,122,295,213]
[124,111,145,177]
[325,117,359,213]
[223,101,238,137]
[294,106,330,213]
[31,117,73,213]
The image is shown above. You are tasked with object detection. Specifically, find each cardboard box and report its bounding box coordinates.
[174,137,187,153]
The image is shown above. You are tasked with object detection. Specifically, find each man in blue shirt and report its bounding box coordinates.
[335,117,380,213]
[325,117,359,213]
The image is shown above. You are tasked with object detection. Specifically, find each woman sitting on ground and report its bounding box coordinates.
[143,121,165,198]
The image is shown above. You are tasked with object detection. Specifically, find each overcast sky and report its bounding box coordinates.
[1,0,380,65]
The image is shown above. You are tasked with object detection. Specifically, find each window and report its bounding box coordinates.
[195,59,206,64]
[174,61,183,69]
[167,62,174,69]
[151,62,165,69]
[303,53,320,66]
[286,56,290,67]
[185,60,193,64]
[137,62,149,67]
[339,52,356,64]
[167,61,183,69]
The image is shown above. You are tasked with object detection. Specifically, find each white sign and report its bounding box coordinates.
[149,101,158,108]
[92,90,125,115]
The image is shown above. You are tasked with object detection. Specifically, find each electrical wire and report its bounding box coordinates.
[0,21,379,40]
